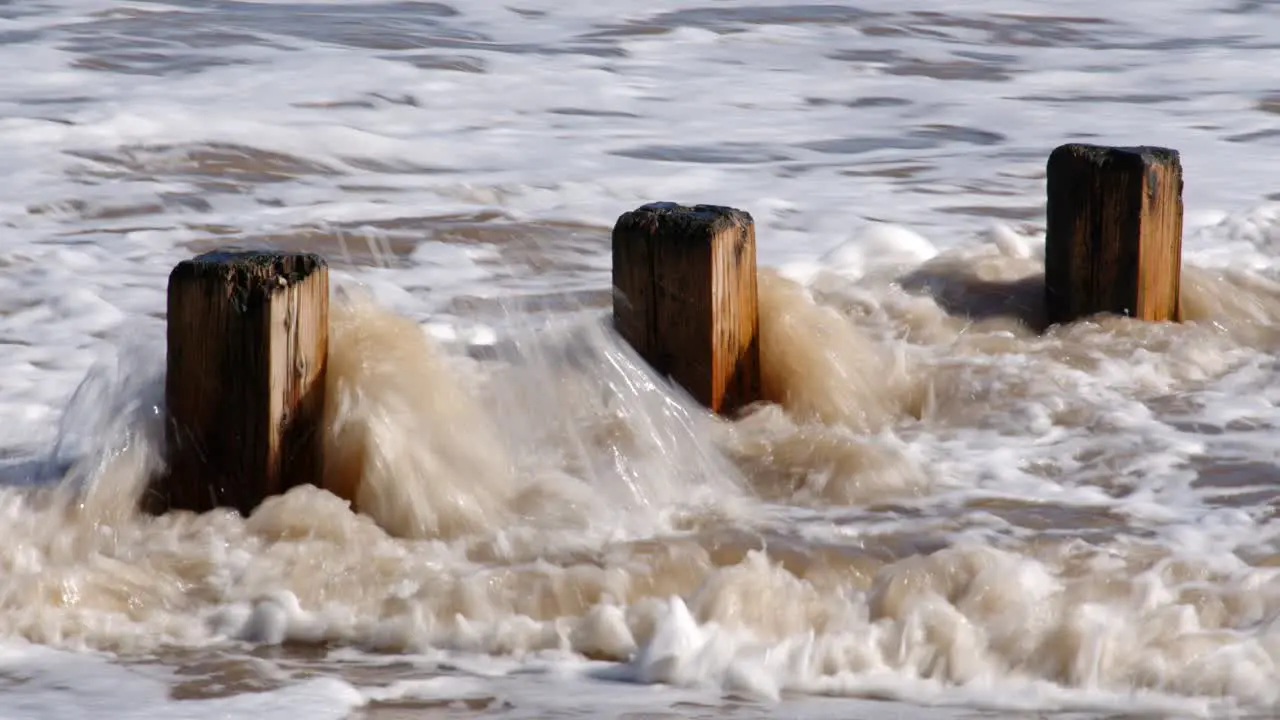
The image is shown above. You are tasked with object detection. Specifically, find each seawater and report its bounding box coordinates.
[1,1,1280,718]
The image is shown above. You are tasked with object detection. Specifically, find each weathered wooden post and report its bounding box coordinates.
[611,202,760,415]
[1045,143,1184,325]
[146,250,329,516]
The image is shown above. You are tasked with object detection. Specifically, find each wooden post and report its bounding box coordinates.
[146,250,329,516]
[611,202,760,415]
[1045,143,1184,325]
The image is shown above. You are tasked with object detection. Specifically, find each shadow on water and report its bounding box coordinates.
[897,263,1048,331]
[0,457,68,488]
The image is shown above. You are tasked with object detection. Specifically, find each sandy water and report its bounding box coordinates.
[3,0,1280,718]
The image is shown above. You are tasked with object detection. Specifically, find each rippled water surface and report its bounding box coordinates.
[3,1,1280,719]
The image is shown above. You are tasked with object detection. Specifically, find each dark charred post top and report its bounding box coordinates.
[1045,143,1183,325]
[148,250,329,516]
[612,202,760,415]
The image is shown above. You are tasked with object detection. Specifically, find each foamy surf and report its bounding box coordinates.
[3,227,1280,717]
[4,0,1280,718]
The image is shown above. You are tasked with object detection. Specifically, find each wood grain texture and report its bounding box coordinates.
[148,250,329,516]
[1045,143,1183,325]
[612,202,760,415]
